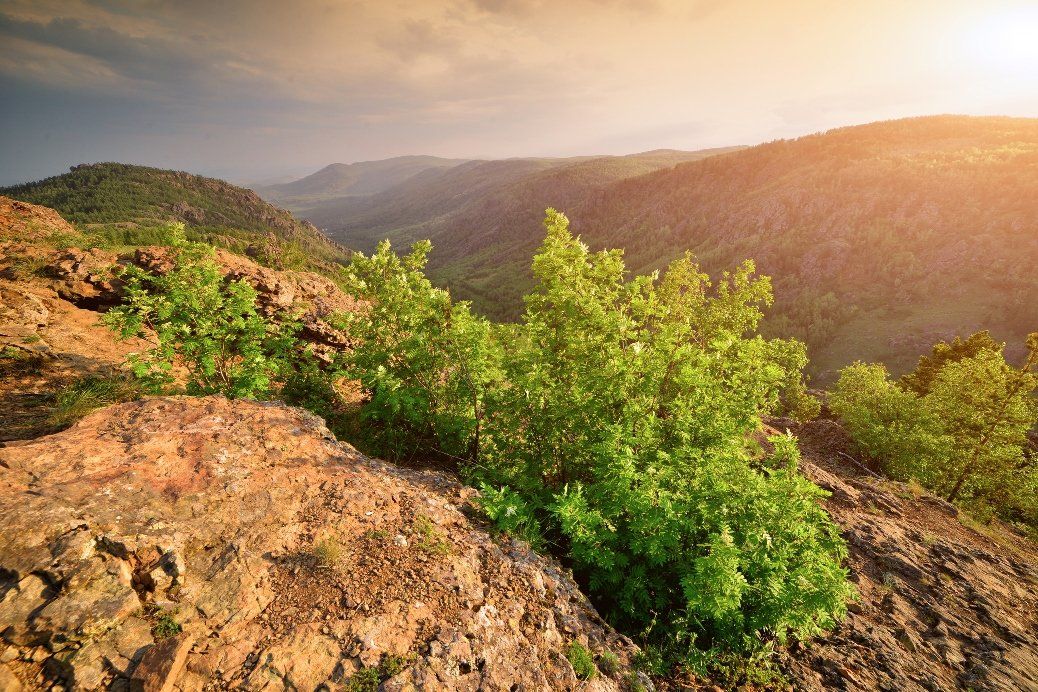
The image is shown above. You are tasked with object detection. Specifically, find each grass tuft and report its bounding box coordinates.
[567,641,597,680]
[47,374,143,430]
[412,515,451,556]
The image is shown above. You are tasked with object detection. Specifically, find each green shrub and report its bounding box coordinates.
[104,224,315,399]
[476,483,544,549]
[567,641,596,680]
[337,238,500,461]
[829,362,952,484]
[343,210,853,676]
[831,332,1038,524]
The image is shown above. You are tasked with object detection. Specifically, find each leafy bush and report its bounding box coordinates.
[337,238,500,461]
[476,483,544,549]
[829,363,952,484]
[104,224,308,399]
[831,332,1038,523]
[343,210,852,677]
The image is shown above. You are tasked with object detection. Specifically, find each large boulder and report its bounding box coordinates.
[0,397,638,690]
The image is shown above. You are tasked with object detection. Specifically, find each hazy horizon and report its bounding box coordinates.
[2,0,1037,186]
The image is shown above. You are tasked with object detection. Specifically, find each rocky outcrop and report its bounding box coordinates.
[0,279,148,441]
[0,397,639,690]
[0,194,357,358]
[777,418,1038,692]
[0,197,76,243]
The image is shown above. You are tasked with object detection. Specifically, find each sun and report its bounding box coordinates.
[960,4,1038,79]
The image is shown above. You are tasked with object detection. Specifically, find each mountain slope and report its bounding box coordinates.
[1,163,349,267]
[314,147,743,317]
[573,116,1038,377]
[319,116,1038,375]
[257,155,470,208]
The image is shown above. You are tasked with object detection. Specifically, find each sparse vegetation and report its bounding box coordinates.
[345,653,414,691]
[0,345,46,376]
[567,641,597,680]
[597,650,621,676]
[47,374,143,429]
[312,537,343,567]
[152,611,181,640]
[411,515,451,556]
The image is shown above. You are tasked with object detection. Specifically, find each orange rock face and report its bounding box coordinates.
[0,397,638,690]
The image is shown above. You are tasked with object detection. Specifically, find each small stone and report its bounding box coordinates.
[129,632,194,692]
[393,534,408,547]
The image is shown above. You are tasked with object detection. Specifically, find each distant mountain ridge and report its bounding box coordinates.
[255,155,470,208]
[302,147,743,288]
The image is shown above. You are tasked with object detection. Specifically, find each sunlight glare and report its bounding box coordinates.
[961,4,1038,79]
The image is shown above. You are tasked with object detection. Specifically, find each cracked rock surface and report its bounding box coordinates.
[0,397,637,691]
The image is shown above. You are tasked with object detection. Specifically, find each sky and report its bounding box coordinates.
[1,0,1037,186]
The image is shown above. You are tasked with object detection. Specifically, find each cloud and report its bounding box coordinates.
[0,13,211,87]
[0,0,1034,186]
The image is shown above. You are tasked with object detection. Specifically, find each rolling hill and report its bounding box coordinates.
[303,148,743,311]
[1,162,350,269]
[316,116,1038,379]
[255,155,470,209]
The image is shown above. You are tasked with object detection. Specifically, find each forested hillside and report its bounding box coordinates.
[574,116,1038,377]
[304,148,741,260]
[1,163,350,268]
[311,147,743,313]
[321,116,1038,379]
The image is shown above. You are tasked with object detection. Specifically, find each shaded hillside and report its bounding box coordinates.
[1,163,350,268]
[315,147,742,318]
[321,117,1038,376]
[256,155,470,208]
